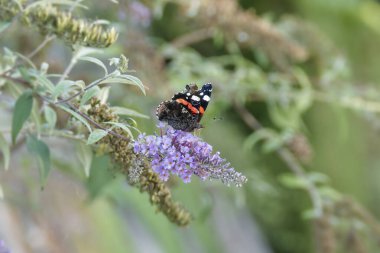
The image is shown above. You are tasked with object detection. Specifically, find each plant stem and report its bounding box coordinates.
[57,49,80,84]
[55,74,112,104]
[27,35,56,58]
[233,100,322,216]
[0,74,130,142]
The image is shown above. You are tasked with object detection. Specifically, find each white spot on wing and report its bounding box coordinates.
[200,92,204,96]
[191,95,200,101]
[203,95,210,102]
[186,93,190,96]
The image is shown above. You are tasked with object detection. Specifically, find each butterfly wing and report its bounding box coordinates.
[158,83,212,127]
[196,83,212,121]
[172,84,202,115]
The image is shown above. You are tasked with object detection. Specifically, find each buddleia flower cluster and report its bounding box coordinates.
[0,1,118,48]
[87,99,191,226]
[24,5,118,48]
[133,123,247,187]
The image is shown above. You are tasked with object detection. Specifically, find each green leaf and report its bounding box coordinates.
[3,47,17,66]
[0,133,10,170]
[268,101,300,130]
[11,90,34,143]
[31,100,42,136]
[278,173,309,190]
[71,80,86,90]
[104,122,133,139]
[25,0,88,11]
[111,106,149,119]
[99,77,129,84]
[97,86,110,103]
[125,117,138,127]
[100,76,145,95]
[262,136,285,153]
[80,86,100,106]
[243,129,274,151]
[87,129,108,145]
[19,67,32,82]
[58,105,92,133]
[293,68,313,113]
[28,70,54,92]
[44,106,57,130]
[124,123,141,135]
[26,135,51,187]
[119,74,145,95]
[79,56,108,76]
[302,209,321,220]
[243,129,290,153]
[307,172,330,184]
[75,47,102,58]
[86,155,113,199]
[318,186,341,201]
[15,52,36,69]
[76,142,93,177]
[52,80,76,100]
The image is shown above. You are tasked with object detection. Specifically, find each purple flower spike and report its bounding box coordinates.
[133,124,247,187]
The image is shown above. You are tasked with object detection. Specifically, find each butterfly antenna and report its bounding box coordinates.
[212,116,224,121]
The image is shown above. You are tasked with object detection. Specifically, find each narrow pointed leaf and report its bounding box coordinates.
[52,80,75,100]
[15,52,37,69]
[77,142,93,177]
[243,129,274,151]
[58,105,92,133]
[79,56,108,76]
[120,74,145,95]
[19,67,32,82]
[80,86,100,106]
[100,76,145,95]
[25,0,88,11]
[105,122,133,139]
[111,106,149,119]
[44,106,57,130]
[87,129,108,145]
[28,70,54,92]
[26,135,51,187]
[86,155,113,199]
[12,90,33,143]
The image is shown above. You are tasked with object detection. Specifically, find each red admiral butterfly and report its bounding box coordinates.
[156,83,212,132]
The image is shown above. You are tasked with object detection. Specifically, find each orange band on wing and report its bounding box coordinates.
[176,98,199,114]
[199,106,205,114]
[176,98,189,106]
[188,105,199,114]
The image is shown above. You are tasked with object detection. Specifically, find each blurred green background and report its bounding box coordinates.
[2,0,380,252]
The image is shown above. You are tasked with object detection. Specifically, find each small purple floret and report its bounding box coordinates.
[133,124,247,186]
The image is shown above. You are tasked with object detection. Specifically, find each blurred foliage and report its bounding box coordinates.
[2,0,380,253]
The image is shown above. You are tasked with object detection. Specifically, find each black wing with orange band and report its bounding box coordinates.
[172,83,212,122]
